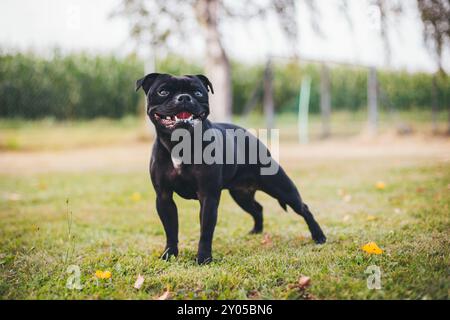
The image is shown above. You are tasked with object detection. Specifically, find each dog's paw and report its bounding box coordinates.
[197,253,213,265]
[160,247,178,261]
[249,228,263,235]
[313,233,327,244]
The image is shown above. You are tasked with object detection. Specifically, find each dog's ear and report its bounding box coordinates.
[195,74,214,94]
[135,73,161,94]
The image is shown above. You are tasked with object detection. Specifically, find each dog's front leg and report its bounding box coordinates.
[156,191,179,260]
[197,192,220,265]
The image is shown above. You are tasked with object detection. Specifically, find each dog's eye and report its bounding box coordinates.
[158,90,170,97]
[194,90,203,97]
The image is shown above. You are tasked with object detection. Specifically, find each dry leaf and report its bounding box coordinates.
[375,181,386,190]
[361,242,383,255]
[247,290,260,299]
[134,274,145,289]
[367,215,377,221]
[298,275,311,289]
[261,233,272,246]
[343,215,351,222]
[157,289,172,300]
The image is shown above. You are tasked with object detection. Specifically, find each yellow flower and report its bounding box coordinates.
[362,242,383,255]
[95,270,112,279]
[131,192,142,202]
[375,181,386,190]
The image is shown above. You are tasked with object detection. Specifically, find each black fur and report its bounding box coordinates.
[136,73,326,264]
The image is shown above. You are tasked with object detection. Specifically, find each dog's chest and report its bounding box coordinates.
[166,165,198,200]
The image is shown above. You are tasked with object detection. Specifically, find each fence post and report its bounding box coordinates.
[298,76,312,144]
[367,67,378,135]
[320,64,331,138]
[263,59,275,135]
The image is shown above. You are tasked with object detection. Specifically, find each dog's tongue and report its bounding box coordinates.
[176,111,192,120]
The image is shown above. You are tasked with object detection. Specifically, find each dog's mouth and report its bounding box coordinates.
[153,111,206,129]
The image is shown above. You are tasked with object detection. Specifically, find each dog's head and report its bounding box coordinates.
[135,73,214,132]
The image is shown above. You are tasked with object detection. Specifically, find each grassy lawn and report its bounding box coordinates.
[0,114,449,299]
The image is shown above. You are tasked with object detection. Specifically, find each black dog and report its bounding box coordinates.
[136,73,326,264]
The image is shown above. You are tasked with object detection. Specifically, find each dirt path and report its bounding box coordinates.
[1,135,449,174]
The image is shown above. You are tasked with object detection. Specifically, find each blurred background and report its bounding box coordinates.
[0,0,449,163]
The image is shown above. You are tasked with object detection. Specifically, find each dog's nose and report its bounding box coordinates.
[176,94,192,103]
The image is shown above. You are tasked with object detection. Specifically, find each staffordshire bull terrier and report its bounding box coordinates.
[136,73,326,264]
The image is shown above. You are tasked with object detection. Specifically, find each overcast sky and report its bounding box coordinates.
[0,0,448,73]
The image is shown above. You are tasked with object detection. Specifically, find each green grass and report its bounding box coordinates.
[0,116,150,151]
[1,156,448,299]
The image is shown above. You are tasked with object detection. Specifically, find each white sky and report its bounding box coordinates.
[0,0,448,73]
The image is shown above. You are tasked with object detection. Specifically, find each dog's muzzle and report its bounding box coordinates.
[153,111,206,129]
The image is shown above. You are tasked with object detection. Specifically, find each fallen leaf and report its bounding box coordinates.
[95,270,112,279]
[342,215,351,222]
[343,194,352,203]
[367,215,377,221]
[375,181,386,190]
[261,233,272,246]
[298,275,311,289]
[134,274,145,289]
[157,289,172,300]
[131,192,142,202]
[247,290,260,299]
[361,242,384,255]
[416,187,426,193]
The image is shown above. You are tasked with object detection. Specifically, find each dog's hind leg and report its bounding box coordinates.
[260,167,326,244]
[229,189,263,234]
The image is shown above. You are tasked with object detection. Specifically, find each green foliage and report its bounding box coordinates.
[1,51,448,119]
[0,52,143,119]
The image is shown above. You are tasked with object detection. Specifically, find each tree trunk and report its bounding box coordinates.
[195,0,232,122]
